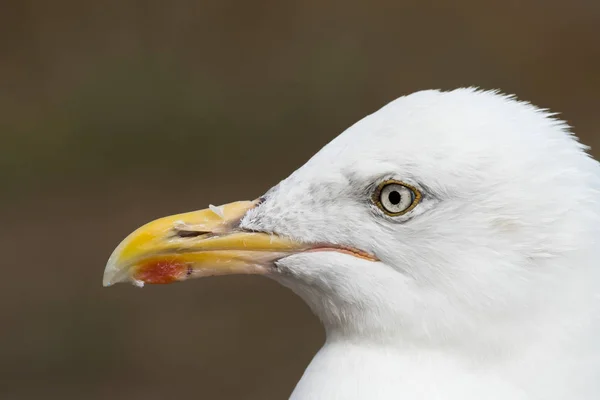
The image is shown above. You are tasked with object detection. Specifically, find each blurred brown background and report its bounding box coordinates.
[1,1,599,399]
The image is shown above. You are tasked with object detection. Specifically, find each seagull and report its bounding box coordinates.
[104,88,600,399]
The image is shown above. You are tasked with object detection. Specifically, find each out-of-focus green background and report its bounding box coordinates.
[2,1,600,399]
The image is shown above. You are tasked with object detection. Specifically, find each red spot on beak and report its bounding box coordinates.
[134,260,188,284]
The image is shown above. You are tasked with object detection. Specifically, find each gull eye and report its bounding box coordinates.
[374,181,421,216]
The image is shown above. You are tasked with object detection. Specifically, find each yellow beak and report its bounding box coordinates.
[103,200,307,287]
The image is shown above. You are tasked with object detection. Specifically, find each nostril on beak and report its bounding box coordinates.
[173,229,210,238]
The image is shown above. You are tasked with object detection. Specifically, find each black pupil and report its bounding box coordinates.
[388,190,401,205]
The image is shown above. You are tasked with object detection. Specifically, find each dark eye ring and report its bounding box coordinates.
[373,180,421,216]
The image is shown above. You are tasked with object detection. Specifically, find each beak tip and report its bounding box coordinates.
[103,258,126,287]
[102,268,116,287]
[103,238,131,287]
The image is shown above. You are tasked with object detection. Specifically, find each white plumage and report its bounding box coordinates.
[239,88,600,399]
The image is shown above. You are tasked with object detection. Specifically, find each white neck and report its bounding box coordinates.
[282,260,600,400]
[290,341,532,400]
[290,329,600,400]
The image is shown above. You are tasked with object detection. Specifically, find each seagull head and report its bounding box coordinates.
[104,88,599,348]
